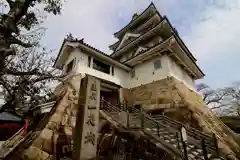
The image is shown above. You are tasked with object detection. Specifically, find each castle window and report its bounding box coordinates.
[88,56,91,67]
[154,59,161,70]
[93,58,110,74]
[66,59,74,73]
[130,69,135,78]
[112,66,114,76]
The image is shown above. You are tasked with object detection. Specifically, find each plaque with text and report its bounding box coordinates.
[74,75,100,160]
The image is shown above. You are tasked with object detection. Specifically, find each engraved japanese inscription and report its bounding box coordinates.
[84,132,95,145]
[79,75,100,159]
[86,113,95,127]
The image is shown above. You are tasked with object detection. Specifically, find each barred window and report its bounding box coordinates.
[131,69,135,78]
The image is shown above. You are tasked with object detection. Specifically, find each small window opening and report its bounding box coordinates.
[131,69,135,78]
[66,59,74,73]
[154,59,161,70]
[88,56,91,67]
[93,59,110,74]
[112,67,114,76]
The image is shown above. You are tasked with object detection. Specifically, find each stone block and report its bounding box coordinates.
[49,112,63,123]
[71,117,76,127]
[57,104,66,113]
[22,146,50,160]
[32,128,53,150]
[150,98,157,104]
[46,121,59,131]
[71,107,78,117]
[4,135,23,148]
[64,126,73,136]
[65,105,73,114]
[61,114,70,126]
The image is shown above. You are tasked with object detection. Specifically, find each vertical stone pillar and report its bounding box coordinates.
[73,74,100,160]
[109,66,112,75]
[90,57,94,68]
[119,88,124,104]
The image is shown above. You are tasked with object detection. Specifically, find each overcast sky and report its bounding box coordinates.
[41,0,240,89]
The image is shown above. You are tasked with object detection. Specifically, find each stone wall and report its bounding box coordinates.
[123,76,183,110]
[20,74,106,160]
[123,76,240,158]
[5,75,240,159]
[21,74,81,160]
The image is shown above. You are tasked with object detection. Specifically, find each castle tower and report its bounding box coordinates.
[109,3,204,91]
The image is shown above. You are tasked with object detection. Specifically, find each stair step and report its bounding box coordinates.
[208,154,212,158]
[188,154,196,159]
[196,149,202,153]
[192,151,201,156]
[188,152,205,160]
[156,143,162,147]
[169,138,177,142]
[187,144,195,150]
[173,144,177,148]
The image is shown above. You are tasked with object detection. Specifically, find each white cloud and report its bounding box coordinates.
[42,0,152,53]
[43,0,240,59]
[42,0,177,54]
[41,0,240,87]
[184,0,240,60]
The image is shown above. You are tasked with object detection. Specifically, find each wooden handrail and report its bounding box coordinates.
[129,107,218,154]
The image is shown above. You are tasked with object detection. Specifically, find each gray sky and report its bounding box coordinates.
[41,0,240,89]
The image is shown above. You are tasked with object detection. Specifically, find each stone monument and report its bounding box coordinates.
[73,75,100,160]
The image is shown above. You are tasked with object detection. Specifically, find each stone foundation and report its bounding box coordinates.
[123,76,183,109]
[122,76,240,157]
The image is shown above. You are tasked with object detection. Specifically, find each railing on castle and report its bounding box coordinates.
[100,99,222,160]
[129,105,220,157]
[151,114,219,154]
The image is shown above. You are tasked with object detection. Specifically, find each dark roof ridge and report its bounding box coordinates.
[122,36,204,77]
[54,38,132,69]
[113,3,160,38]
[111,16,167,57]
[164,17,197,61]
[109,11,162,51]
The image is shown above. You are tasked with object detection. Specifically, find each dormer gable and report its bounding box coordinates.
[54,38,131,72]
[114,3,160,39]
[116,32,141,51]
[134,46,147,56]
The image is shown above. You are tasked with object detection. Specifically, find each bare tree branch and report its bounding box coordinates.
[197,82,240,116]
[0,77,12,96]
[3,68,38,75]
[0,0,63,73]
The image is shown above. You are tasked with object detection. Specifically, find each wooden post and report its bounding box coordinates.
[212,133,219,156]
[180,127,188,160]
[73,75,100,160]
[201,139,209,160]
[126,111,130,128]
[156,123,160,137]
[176,132,181,150]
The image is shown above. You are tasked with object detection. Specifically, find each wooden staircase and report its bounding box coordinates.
[100,99,228,160]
